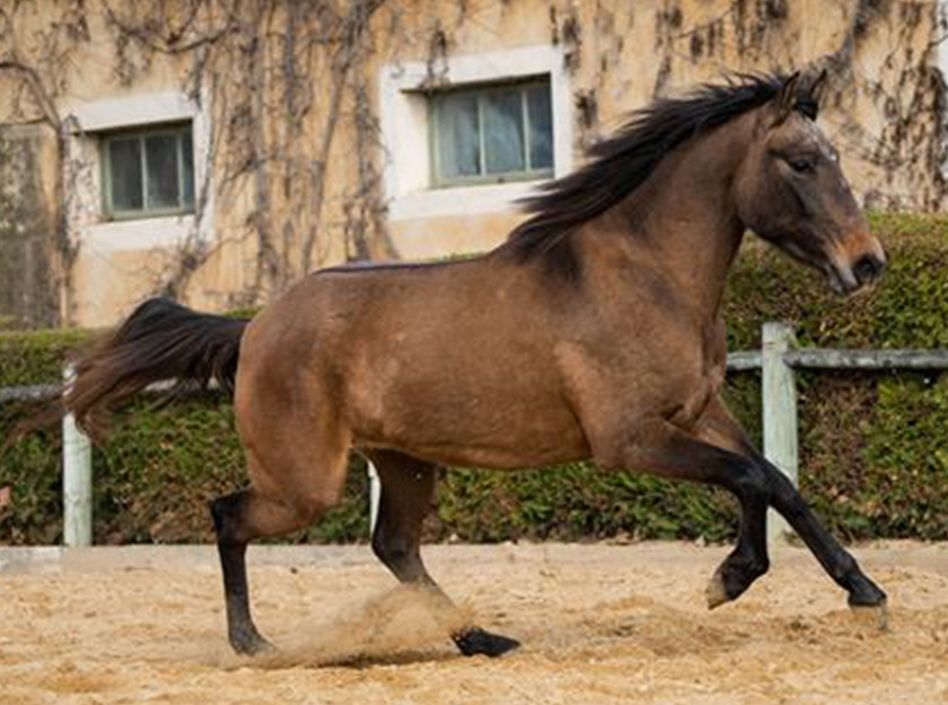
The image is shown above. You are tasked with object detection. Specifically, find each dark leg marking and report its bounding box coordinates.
[616,423,772,608]
[368,450,520,657]
[754,453,887,609]
[700,450,771,608]
[209,490,274,655]
[696,399,886,616]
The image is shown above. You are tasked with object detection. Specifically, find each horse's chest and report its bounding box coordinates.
[636,323,725,431]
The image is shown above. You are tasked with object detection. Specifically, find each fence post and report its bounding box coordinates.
[62,365,93,547]
[761,321,799,545]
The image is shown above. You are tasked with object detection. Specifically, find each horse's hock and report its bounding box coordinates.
[3,541,946,704]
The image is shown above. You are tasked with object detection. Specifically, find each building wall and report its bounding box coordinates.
[375,0,943,258]
[0,124,59,328]
[0,1,943,327]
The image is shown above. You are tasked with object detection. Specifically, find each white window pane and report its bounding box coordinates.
[527,85,553,170]
[182,132,194,208]
[145,134,180,209]
[108,137,143,211]
[437,93,480,179]
[483,88,524,174]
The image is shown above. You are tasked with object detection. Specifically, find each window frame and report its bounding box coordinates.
[100,122,194,221]
[428,77,554,189]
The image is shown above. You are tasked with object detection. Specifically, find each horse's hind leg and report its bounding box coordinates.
[367,449,520,657]
[210,488,306,654]
[211,432,350,655]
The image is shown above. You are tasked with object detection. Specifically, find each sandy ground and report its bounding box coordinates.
[1,541,947,705]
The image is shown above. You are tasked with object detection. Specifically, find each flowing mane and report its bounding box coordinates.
[507,73,790,279]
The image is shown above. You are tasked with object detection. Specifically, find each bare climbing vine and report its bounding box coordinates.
[0,0,91,325]
[100,0,392,302]
[2,0,394,316]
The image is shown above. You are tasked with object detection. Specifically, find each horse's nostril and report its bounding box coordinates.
[853,254,884,285]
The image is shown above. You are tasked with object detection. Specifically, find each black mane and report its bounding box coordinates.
[507,73,789,279]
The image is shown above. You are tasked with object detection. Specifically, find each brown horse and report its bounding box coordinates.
[59,71,888,657]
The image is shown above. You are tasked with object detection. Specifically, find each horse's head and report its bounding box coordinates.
[734,71,886,295]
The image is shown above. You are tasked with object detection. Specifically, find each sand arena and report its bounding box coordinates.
[2,541,946,705]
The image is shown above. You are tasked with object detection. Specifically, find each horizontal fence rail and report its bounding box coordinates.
[726,348,948,371]
[0,383,60,404]
[783,348,948,370]
[1,322,947,547]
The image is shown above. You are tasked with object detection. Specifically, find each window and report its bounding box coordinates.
[101,123,194,219]
[380,45,572,223]
[430,79,553,187]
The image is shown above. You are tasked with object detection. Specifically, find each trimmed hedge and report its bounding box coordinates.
[1,213,947,545]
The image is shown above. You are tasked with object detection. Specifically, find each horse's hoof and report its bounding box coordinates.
[848,581,887,608]
[453,627,521,657]
[849,594,889,631]
[706,552,768,610]
[706,571,729,610]
[230,629,275,656]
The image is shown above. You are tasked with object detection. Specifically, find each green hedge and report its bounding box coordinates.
[1,212,947,544]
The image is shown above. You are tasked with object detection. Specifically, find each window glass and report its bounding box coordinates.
[182,132,194,208]
[145,134,180,209]
[431,80,552,186]
[527,84,553,170]
[483,88,525,175]
[102,124,193,219]
[436,92,480,179]
[108,137,143,211]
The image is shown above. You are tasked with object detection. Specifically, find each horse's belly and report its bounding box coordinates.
[350,384,590,470]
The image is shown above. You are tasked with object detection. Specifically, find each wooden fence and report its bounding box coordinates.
[2,322,947,547]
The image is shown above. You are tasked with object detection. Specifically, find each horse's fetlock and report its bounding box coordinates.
[727,547,768,579]
[832,553,859,583]
[749,554,770,578]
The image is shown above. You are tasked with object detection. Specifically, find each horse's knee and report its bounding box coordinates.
[734,462,771,505]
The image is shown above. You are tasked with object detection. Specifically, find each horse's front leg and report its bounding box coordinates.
[600,414,773,607]
[695,398,887,615]
[755,450,887,612]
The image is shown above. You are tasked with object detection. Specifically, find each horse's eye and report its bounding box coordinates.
[787,157,815,174]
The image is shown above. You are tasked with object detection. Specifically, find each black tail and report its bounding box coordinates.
[62,298,249,439]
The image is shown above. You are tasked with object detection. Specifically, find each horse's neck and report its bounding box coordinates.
[601,115,753,321]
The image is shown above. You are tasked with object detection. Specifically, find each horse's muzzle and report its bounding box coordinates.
[852,252,886,286]
[828,244,886,295]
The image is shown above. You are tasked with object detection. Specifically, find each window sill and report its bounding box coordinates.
[388,179,547,222]
[80,213,198,253]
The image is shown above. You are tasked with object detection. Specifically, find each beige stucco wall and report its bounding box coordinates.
[377,0,942,259]
[0,1,942,327]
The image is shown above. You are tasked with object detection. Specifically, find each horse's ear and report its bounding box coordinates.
[774,71,801,123]
[800,68,829,119]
